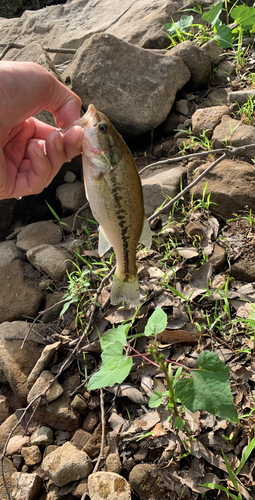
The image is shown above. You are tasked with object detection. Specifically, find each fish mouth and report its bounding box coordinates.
[75,104,98,129]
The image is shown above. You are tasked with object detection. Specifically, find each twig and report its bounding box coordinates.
[0,42,76,60]
[93,388,105,473]
[72,202,89,231]
[147,143,255,222]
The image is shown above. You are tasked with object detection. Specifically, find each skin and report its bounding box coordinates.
[0,61,84,199]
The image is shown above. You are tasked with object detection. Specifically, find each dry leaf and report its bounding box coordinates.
[108,383,148,404]
[157,329,199,345]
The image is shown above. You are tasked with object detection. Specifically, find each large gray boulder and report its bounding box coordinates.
[63,33,191,136]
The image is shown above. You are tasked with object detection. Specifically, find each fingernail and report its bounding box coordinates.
[33,142,45,159]
[54,131,64,153]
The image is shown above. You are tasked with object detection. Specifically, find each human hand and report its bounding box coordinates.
[0,61,83,199]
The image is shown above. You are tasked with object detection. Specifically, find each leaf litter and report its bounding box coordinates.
[14,179,255,499]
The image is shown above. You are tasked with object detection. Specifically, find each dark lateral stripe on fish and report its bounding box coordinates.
[110,172,131,276]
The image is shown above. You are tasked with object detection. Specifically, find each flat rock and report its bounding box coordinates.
[88,471,131,500]
[27,342,61,385]
[191,159,255,219]
[230,257,255,282]
[0,240,23,269]
[1,0,194,64]
[141,166,187,216]
[26,244,74,281]
[0,322,44,405]
[0,260,44,323]
[16,221,62,252]
[167,40,211,90]
[228,89,255,106]
[0,457,17,500]
[63,32,191,136]
[56,181,86,214]
[42,441,92,487]
[27,370,64,406]
[11,472,43,500]
[212,115,255,158]
[192,106,229,138]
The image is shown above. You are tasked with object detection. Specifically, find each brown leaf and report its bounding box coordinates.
[157,329,199,345]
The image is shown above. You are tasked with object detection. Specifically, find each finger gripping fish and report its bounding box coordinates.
[72,104,151,306]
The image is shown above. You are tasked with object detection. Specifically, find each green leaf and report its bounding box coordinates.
[199,483,241,500]
[59,300,73,317]
[222,450,239,493]
[87,342,132,390]
[236,436,255,475]
[175,351,238,422]
[149,391,164,408]
[165,15,194,36]
[174,415,185,429]
[202,2,223,27]
[231,5,255,29]
[100,324,129,351]
[45,200,60,221]
[214,24,232,48]
[144,308,168,336]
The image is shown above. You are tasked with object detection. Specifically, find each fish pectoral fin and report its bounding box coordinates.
[98,226,112,257]
[111,271,140,307]
[140,215,152,249]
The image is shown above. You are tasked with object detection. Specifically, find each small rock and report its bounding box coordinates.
[133,447,149,462]
[192,106,229,138]
[71,394,88,412]
[12,455,24,472]
[31,427,54,448]
[6,436,30,456]
[129,463,168,500]
[27,343,60,385]
[56,181,86,213]
[82,424,102,459]
[216,60,236,82]
[228,89,255,107]
[16,221,62,252]
[212,115,255,157]
[168,40,211,90]
[27,371,64,406]
[41,293,64,323]
[0,457,17,500]
[21,446,42,466]
[230,257,255,282]
[0,414,20,454]
[202,39,223,66]
[87,394,100,411]
[82,411,99,433]
[64,171,76,183]
[88,471,131,500]
[209,244,227,270]
[26,244,75,282]
[70,429,92,451]
[174,99,190,116]
[42,441,92,487]
[0,240,24,269]
[11,472,43,500]
[105,454,122,474]
[72,478,88,498]
[141,166,187,216]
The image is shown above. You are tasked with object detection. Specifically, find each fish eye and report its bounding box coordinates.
[98,122,107,133]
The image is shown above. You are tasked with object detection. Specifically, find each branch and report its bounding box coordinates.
[0,42,76,60]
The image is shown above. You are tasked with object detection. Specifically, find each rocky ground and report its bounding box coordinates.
[2,1,255,500]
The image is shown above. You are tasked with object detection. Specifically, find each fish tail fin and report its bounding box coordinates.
[110,270,140,307]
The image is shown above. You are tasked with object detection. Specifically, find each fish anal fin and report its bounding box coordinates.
[98,226,112,257]
[140,215,152,248]
[111,271,140,307]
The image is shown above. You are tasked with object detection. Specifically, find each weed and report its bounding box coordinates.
[236,96,255,125]
[60,264,92,330]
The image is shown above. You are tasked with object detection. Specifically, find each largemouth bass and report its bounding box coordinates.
[70,104,152,306]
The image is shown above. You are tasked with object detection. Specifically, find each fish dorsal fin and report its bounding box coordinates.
[140,215,152,248]
[98,225,112,257]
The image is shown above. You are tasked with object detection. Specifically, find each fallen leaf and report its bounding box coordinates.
[157,329,199,345]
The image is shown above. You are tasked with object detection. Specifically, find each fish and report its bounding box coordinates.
[71,104,152,306]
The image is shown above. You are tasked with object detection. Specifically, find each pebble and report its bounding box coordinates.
[82,411,99,432]
[71,394,88,412]
[30,426,54,448]
[11,472,43,500]
[42,441,92,487]
[27,342,60,385]
[70,428,92,450]
[105,453,122,474]
[21,445,42,466]
[88,471,131,500]
[6,435,30,456]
